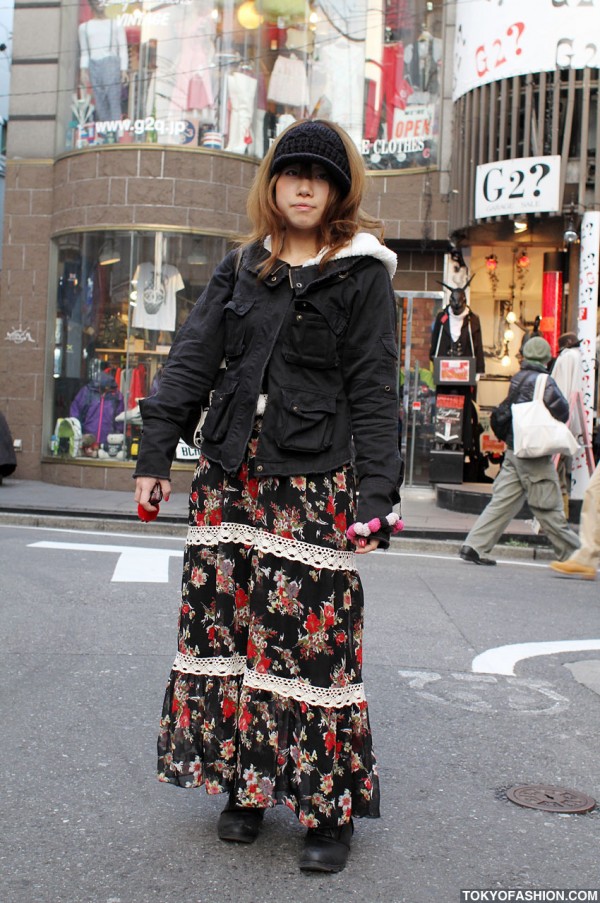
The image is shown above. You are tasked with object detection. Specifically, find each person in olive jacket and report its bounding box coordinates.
[459,335,580,566]
[134,120,403,874]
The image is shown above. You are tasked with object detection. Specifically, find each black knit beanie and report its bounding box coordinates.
[270,121,352,195]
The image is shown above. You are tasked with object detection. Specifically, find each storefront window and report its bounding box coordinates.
[50,230,227,463]
[63,0,443,172]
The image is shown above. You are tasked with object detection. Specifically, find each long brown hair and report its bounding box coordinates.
[243,120,384,278]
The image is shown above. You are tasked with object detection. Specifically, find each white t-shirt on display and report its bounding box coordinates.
[132,262,184,332]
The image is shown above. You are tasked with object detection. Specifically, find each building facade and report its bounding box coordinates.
[1,0,598,493]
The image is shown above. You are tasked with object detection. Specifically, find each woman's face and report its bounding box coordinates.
[274,161,331,239]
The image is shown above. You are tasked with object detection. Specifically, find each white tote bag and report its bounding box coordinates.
[511,374,579,458]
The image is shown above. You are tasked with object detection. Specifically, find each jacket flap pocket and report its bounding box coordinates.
[224,297,256,317]
[282,389,337,415]
[381,334,398,357]
[301,298,346,335]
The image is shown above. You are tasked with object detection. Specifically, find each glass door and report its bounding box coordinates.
[396,291,445,485]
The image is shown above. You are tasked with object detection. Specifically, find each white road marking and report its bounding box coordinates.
[472,640,600,676]
[29,541,183,582]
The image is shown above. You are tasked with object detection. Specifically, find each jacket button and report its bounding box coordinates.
[292,404,299,411]
[384,385,391,392]
[256,465,263,472]
[270,275,277,282]
[296,314,303,321]
[295,281,302,288]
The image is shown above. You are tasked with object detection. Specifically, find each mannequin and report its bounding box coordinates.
[430,281,485,480]
[429,283,484,372]
[70,371,124,448]
[79,0,129,122]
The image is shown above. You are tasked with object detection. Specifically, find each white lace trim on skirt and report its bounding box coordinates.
[173,651,246,676]
[243,668,366,708]
[172,654,366,708]
[186,523,356,572]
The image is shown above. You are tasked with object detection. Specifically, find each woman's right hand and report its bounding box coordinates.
[134,476,171,514]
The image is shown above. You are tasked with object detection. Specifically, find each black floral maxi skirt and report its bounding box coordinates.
[157,425,381,828]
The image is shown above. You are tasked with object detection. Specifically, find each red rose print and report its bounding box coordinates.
[305,613,320,634]
[323,603,335,627]
[326,495,335,514]
[334,512,347,533]
[235,587,248,609]
[247,637,258,658]
[222,697,236,719]
[256,655,271,673]
[324,730,336,753]
[179,705,191,728]
[208,508,222,526]
[239,707,252,731]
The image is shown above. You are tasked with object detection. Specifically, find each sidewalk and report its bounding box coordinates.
[0,476,559,557]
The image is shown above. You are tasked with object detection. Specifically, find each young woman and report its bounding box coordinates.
[134,119,402,873]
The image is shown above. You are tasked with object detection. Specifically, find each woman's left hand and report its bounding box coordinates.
[354,538,380,554]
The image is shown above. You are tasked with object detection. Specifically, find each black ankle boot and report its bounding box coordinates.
[217,802,265,844]
[299,820,353,873]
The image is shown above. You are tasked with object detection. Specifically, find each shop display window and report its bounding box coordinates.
[63,0,443,173]
[49,230,227,463]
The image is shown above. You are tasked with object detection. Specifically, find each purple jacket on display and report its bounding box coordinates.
[70,373,124,446]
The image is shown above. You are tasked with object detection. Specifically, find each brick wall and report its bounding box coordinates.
[0,144,448,486]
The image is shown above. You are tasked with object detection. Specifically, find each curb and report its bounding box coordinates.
[0,509,556,559]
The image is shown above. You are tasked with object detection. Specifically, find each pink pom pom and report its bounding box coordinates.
[346,525,357,541]
[391,518,404,534]
[367,518,381,533]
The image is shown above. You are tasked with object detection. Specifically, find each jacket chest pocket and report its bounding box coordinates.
[223,297,256,359]
[282,303,344,370]
[276,388,336,453]
[201,375,239,444]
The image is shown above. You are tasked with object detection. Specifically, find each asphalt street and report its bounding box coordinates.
[2,522,600,903]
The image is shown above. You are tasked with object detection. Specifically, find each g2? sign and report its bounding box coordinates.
[475,155,561,219]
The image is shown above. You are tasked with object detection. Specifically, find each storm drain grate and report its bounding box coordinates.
[507,784,596,813]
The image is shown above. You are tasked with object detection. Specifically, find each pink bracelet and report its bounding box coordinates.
[346,512,404,541]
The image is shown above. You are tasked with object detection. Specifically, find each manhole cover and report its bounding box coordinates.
[507,784,596,813]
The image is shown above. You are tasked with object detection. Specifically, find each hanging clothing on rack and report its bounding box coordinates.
[267,54,309,109]
[312,38,365,144]
[364,0,384,141]
[132,262,184,332]
[225,69,257,154]
[169,12,216,118]
[365,42,412,142]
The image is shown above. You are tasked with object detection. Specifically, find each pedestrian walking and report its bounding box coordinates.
[459,336,580,566]
[550,460,600,580]
[134,120,403,873]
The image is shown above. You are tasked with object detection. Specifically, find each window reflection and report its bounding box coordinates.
[65,0,442,172]
[51,230,227,462]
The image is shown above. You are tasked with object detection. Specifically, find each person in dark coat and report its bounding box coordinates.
[0,411,17,483]
[133,120,403,874]
[458,336,580,565]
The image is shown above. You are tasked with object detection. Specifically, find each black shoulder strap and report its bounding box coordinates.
[231,246,243,285]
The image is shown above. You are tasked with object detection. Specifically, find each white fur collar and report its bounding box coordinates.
[304,232,397,278]
[264,233,397,278]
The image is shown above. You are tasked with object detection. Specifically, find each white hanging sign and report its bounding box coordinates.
[474,155,561,219]
[571,211,600,499]
[454,0,600,101]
